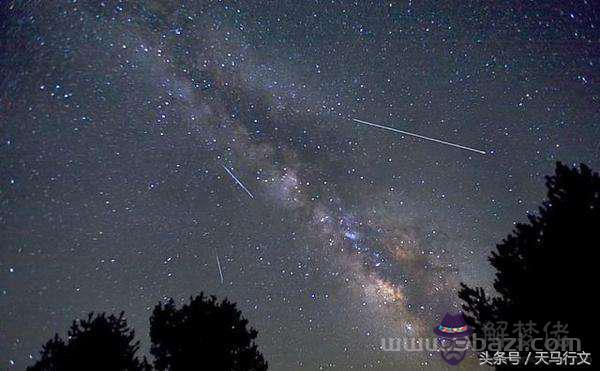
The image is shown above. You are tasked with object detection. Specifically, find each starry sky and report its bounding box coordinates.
[1,1,598,369]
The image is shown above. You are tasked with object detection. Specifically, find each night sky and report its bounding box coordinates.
[1,1,598,369]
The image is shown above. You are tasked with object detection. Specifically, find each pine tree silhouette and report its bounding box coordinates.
[150,293,268,371]
[460,162,597,365]
[27,312,150,371]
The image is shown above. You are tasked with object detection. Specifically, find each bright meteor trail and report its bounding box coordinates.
[221,165,255,199]
[352,118,487,155]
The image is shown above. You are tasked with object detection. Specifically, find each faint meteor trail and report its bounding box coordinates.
[215,250,224,284]
[352,118,487,155]
[221,164,255,198]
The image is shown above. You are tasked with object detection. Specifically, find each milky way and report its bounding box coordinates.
[1,1,599,369]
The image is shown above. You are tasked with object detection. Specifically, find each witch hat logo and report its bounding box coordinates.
[433,313,473,365]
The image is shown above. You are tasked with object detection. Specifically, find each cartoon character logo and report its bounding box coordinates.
[433,313,473,365]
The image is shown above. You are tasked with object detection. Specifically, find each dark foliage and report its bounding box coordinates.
[28,293,269,370]
[150,293,268,371]
[27,312,150,371]
[460,162,597,361]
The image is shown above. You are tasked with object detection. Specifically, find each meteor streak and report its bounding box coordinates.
[352,118,487,155]
[215,251,224,284]
[221,164,255,198]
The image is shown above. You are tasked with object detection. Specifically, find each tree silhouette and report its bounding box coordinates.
[150,293,268,371]
[28,312,150,371]
[460,162,597,362]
